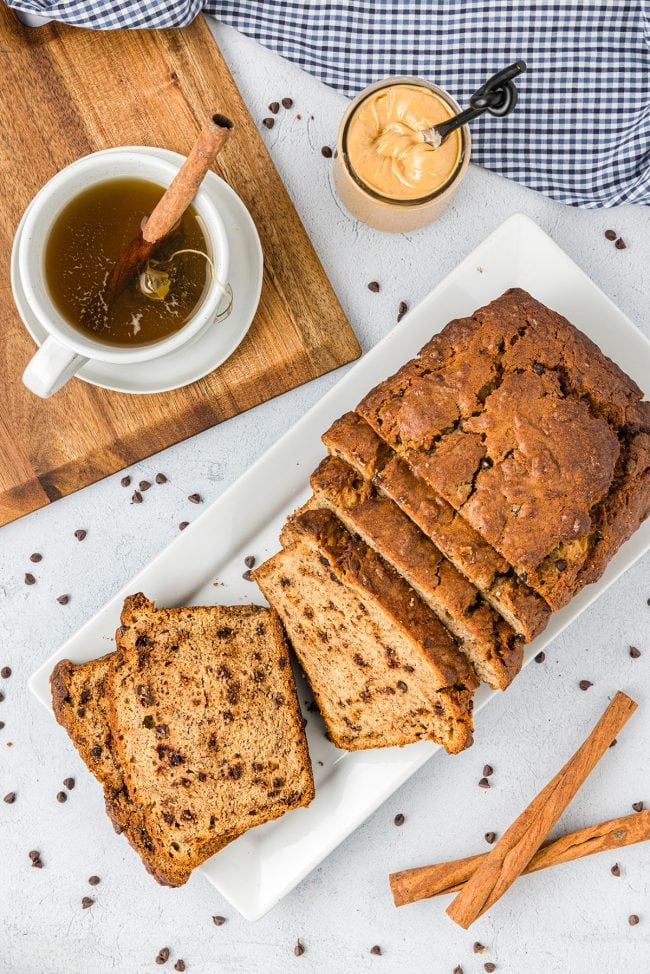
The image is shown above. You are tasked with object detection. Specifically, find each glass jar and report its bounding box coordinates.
[334,77,471,232]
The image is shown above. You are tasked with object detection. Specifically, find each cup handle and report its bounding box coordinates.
[22,336,88,398]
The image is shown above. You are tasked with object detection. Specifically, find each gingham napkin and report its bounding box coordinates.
[8,0,650,207]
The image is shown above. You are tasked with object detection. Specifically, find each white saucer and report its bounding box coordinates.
[11,147,263,394]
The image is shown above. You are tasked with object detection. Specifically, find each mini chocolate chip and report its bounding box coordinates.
[453,967,464,974]
[179,522,189,531]
[174,963,186,973]
[1,668,11,679]
[478,777,490,789]
[282,97,293,108]
[121,475,131,487]
[0,692,4,703]
[88,875,100,885]
[156,947,170,964]
[604,229,617,241]
[242,570,254,581]
[28,850,40,862]
[555,558,567,572]
[269,101,280,113]
[484,965,496,973]
[56,791,67,803]
[74,529,87,541]
[611,862,621,876]
[394,813,405,826]
[32,857,43,869]
[367,281,380,292]
[484,831,496,844]
[244,555,256,568]
[609,738,617,748]
[81,897,94,909]
[24,573,35,585]
[632,801,644,812]
[262,117,274,129]
[131,491,142,504]
[188,493,201,504]
[579,680,593,691]
[534,651,545,663]
[321,145,332,157]
[30,552,42,563]
[212,915,226,926]
[397,301,408,322]
[615,237,627,250]
[139,481,151,492]
[90,746,102,759]
[57,595,69,605]
[0,722,4,729]
[370,945,382,955]
[63,777,75,790]
[483,764,493,777]
[3,791,16,804]
[630,645,641,658]
[155,472,167,484]
[532,362,544,374]
[294,939,304,956]
[473,942,486,954]
[629,914,639,925]
[396,680,407,691]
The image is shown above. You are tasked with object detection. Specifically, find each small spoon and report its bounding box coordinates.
[420,61,527,148]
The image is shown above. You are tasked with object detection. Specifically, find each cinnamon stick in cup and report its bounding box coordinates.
[446,691,637,928]
[101,113,233,309]
[390,810,650,906]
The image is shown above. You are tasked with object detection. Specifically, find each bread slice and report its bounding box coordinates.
[309,455,523,690]
[108,595,314,885]
[255,509,476,754]
[323,412,549,642]
[50,655,181,885]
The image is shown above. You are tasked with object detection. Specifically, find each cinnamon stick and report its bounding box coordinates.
[102,113,233,308]
[446,690,637,928]
[390,810,650,907]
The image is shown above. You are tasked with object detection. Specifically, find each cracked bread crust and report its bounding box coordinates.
[309,455,522,690]
[323,412,549,641]
[255,513,475,754]
[357,289,649,609]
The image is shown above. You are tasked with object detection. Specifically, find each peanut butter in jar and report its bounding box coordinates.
[334,78,471,232]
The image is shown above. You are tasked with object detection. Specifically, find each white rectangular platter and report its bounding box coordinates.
[30,213,650,921]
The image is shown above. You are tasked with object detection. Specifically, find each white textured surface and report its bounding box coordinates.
[2,19,649,974]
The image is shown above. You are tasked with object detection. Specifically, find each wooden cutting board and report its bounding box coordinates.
[0,10,360,527]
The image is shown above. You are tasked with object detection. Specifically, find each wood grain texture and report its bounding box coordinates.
[0,10,360,526]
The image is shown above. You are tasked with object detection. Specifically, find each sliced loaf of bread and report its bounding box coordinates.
[108,595,314,885]
[255,508,476,754]
[309,455,523,690]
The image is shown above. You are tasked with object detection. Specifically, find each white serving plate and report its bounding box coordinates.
[30,213,650,921]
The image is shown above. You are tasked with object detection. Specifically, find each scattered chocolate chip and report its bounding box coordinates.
[121,475,132,487]
[629,914,639,926]
[604,229,617,241]
[244,555,256,569]
[555,558,567,572]
[262,117,274,129]
[174,963,185,973]
[630,646,641,658]
[242,570,254,582]
[24,573,35,585]
[367,281,380,293]
[3,791,16,804]
[63,778,75,790]
[0,722,4,730]
[212,915,226,926]
[57,595,70,605]
[534,651,545,663]
[321,145,332,158]
[478,777,490,789]
[88,875,100,885]
[484,965,496,973]
[188,493,201,504]
[30,552,42,563]
[1,667,11,679]
[269,101,280,114]
[179,522,189,531]
[453,966,463,974]
[294,939,305,956]
[632,801,644,812]
[32,857,43,869]
[28,850,40,862]
[394,813,405,827]
[139,481,151,492]
[397,301,408,322]
[484,831,496,844]
[615,237,627,250]
[282,97,293,108]
[156,947,170,964]
[155,473,168,484]
[74,529,87,541]
[473,942,486,954]
[609,738,617,748]
[370,945,382,955]
[611,862,621,877]
[579,680,593,691]
[56,791,67,803]
[131,491,143,504]
[483,764,493,777]
[81,897,94,909]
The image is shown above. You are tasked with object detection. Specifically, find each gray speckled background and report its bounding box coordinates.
[1,17,649,974]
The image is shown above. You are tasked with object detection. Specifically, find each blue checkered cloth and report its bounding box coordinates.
[8,0,650,207]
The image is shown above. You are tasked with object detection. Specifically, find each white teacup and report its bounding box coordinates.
[18,149,230,398]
